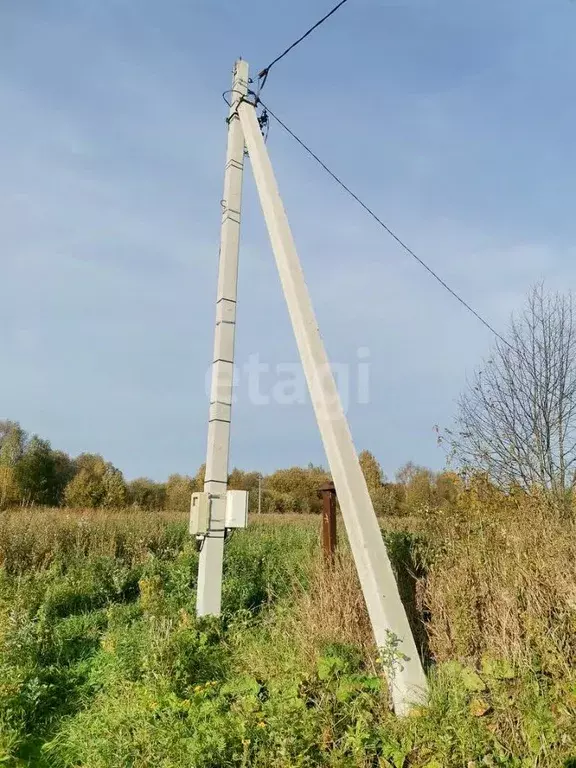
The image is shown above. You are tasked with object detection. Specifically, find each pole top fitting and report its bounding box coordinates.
[319,481,336,494]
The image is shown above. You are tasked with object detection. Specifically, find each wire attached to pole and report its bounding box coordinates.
[255,97,511,349]
[256,0,351,92]
[223,90,269,141]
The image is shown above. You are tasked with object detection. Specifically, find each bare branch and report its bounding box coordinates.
[447,284,576,497]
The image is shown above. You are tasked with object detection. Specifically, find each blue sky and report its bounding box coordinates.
[1,0,575,481]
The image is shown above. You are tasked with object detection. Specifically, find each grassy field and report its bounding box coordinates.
[1,502,576,767]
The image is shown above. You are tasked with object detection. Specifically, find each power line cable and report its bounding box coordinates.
[257,0,351,89]
[256,97,510,348]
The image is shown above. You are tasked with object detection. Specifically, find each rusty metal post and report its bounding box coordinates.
[319,481,337,564]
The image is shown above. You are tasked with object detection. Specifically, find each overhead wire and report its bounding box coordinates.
[253,97,511,348]
[256,0,351,91]
[224,0,508,346]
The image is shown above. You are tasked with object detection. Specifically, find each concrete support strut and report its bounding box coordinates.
[238,96,428,714]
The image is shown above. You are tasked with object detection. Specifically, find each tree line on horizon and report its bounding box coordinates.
[3,284,576,515]
[0,417,456,515]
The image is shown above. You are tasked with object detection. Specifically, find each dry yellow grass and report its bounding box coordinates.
[289,553,375,663]
[244,495,576,684]
[0,506,187,572]
[423,506,576,671]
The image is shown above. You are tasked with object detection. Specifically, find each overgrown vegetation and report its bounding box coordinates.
[3,284,576,764]
[0,489,575,767]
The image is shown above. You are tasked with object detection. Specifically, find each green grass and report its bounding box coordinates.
[0,509,575,766]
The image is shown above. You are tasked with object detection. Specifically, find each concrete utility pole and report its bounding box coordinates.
[196,60,248,617]
[238,94,428,714]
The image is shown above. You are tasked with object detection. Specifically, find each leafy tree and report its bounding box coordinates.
[64,469,104,508]
[0,423,78,508]
[102,466,128,508]
[228,469,262,514]
[261,488,301,514]
[228,468,259,492]
[15,436,58,506]
[128,478,167,510]
[265,465,330,514]
[396,462,435,514]
[192,463,206,492]
[0,421,26,467]
[165,474,194,512]
[74,453,106,473]
[52,451,77,505]
[358,450,394,516]
[0,466,20,509]
[359,450,384,490]
[63,454,127,509]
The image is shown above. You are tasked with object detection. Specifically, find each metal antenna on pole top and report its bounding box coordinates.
[192,59,428,716]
